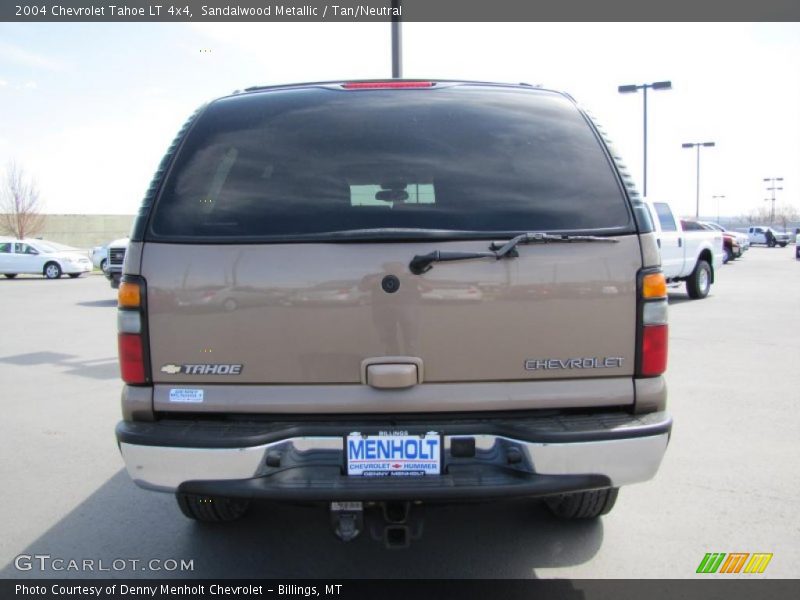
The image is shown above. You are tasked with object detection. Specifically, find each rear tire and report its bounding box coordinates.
[779,242,787,247]
[686,260,711,299]
[176,493,251,522]
[4,274,17,279]
[723,247,731,264]
[545,487,619,519]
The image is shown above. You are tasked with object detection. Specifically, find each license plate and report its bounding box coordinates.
[346,432,441,477]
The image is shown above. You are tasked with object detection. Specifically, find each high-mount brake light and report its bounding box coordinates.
[638,270,668,377]
[117,278,149,385]
[342,81,435,89]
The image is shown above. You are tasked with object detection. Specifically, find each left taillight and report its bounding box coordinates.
[637,271,668,377]
[117,277,149,384]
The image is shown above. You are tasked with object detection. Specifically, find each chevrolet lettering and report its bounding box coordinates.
[524,357,625,371]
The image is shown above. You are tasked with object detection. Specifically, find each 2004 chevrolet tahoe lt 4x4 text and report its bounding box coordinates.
[114,80,672,539]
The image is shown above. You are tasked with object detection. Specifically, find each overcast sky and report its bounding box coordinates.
[0,22,798,220]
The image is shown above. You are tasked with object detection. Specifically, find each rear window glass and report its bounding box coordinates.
[149,87,631,240]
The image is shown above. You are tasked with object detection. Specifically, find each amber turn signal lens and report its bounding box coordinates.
[118,281,141,308]
[642,272,667,299]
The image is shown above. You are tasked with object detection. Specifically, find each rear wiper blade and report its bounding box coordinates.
[409,232,618,275]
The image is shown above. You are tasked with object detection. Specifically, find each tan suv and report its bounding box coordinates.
[114,80,671,537]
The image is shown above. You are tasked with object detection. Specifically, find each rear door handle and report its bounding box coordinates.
[678,238,683,248]
[366,364,418,389]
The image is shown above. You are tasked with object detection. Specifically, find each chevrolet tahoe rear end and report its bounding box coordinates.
[115,81,671,526]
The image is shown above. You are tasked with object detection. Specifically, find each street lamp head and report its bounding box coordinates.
[617,84,639,93]
[702,142,716,147]
[652,81,672,90]
[681,143,695,148]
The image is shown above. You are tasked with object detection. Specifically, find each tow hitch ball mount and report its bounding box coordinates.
[330,502,364,542]
[330,501,421,547]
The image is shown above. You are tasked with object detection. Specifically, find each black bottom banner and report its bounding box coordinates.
[4,580,799,600]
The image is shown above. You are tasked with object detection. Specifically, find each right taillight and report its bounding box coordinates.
[638,271,668,377]
[117,278,149,385]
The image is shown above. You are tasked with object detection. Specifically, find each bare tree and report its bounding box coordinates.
[743,203,800,231]
[774,203,799,232]
[745,205,773,225]
[0,161,46,239]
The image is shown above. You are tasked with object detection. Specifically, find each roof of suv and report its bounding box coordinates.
[226,79,571,101]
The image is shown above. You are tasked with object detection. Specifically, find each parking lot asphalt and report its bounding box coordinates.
[0,248,798,579]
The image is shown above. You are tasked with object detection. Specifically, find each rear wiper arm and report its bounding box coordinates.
[409,232,618,275]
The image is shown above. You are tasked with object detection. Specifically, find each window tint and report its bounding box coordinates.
[653,203,677,232]
[0,243,10,253]
[14,243,37,255]
[150,87,631,240]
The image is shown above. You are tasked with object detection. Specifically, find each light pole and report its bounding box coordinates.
[763,177,783,225]
[682,142,716,218]
[711,195,726,224]
[391,0,402,78]
[618,80,672,197]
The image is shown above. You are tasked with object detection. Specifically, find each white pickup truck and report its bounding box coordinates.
[747,226,791,247]
[645,201,724,299]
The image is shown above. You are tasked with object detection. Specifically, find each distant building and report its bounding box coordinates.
[0,214,134,248]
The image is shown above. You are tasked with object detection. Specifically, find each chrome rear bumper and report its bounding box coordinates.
[117,411,671,499]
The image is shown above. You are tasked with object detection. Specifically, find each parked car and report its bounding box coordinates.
[721,232,741,263]
[796,231,800,259]
[114,80,672,534]
[89,244,109,272]
[645,201,723,298]
[104,237,129,288]
[0,239,92,279]
[748,226,790,247]
[684,220,740,263]
[702,222,749,254]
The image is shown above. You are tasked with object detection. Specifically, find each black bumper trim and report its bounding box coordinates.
[116,410,671,449]
[177,465,612,502]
